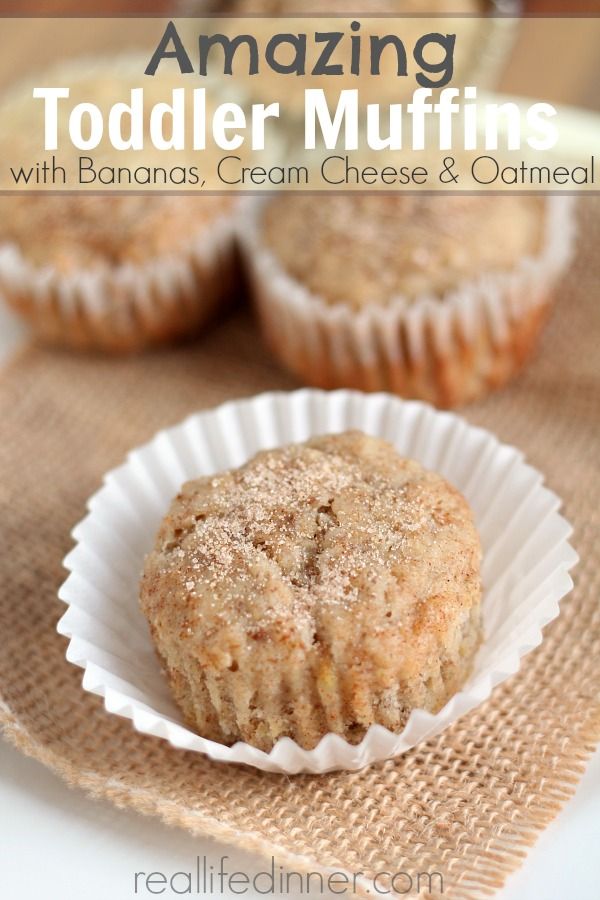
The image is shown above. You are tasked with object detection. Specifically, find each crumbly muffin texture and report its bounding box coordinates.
[262,195,544,311]
[140,431,482,751]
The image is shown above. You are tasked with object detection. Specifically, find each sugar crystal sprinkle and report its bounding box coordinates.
[139,431,482,751]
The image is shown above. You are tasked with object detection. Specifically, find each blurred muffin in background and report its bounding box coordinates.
[0,56,243,352]
[0,194,239,352]
[242,192,575,408]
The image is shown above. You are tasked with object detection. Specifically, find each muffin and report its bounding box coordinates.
[140,431,482,752]
[242,194,575,407]
[0,194,238,352]
[0,58,240,352]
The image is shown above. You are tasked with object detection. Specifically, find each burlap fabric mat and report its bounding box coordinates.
[1,200,599,900]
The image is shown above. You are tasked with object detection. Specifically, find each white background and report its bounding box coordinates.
[1,304,599,900]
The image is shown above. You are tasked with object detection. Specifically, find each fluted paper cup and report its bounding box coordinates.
[57,389,577,774]
[240,196,576,408]
[0,212,239,353]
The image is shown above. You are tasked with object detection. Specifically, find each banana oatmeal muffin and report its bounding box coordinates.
[243,193,574,407]
[0,193,238,352]
[140,431,482,752]
[0,57,241,352]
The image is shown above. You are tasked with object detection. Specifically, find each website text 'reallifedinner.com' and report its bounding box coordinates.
[133,855,444,896]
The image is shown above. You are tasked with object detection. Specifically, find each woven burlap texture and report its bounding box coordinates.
[1,200,599,900]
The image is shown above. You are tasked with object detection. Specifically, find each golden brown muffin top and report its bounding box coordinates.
[0,195,234,271]
[261,194,544,310]
[0,57,236,271]
[140,432,481,677]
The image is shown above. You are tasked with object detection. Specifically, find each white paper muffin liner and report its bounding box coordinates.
[0,211,239,352]
[57,389,577,774]
[240,196,576,407]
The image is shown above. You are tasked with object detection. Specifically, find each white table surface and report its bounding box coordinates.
[1,302,599,900]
